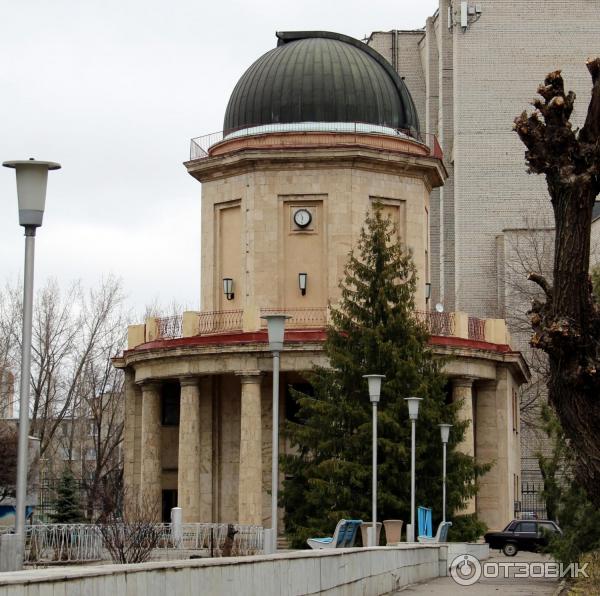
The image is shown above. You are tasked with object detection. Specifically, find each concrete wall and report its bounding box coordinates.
[0,545,488,596]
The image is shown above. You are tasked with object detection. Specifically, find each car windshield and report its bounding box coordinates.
[503,521,517,531]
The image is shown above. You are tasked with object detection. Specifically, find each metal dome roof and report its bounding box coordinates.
[223,31,420,134]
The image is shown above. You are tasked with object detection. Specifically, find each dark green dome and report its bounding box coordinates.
[223,31,419,134]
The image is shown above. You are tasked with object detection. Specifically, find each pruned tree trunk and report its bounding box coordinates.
[514,59,600,505]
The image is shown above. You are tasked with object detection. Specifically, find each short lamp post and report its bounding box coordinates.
[261,313,291,553]
[439,424,452,523]
[404,397,422,542]
[363,374,385,547]
[3,158,61,567]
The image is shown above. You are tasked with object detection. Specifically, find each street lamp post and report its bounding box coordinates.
[404,397,422,542]
[3,159,61,567]
[439,424,452,523]
[261,313,290,554]
[363,374,385,547]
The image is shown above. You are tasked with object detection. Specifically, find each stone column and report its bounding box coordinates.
[452,377,476,514]
[140,382,162,519]
[177,377,201,522]
[199,377,213,521]
[123,370,142,513]
[237,372,263,525]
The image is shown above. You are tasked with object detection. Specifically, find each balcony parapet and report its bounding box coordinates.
[126,308,511,351]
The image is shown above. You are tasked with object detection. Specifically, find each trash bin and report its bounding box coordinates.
[360,522,382,546]
[383,519,404,545]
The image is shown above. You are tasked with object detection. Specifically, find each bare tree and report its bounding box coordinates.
[514,59,600,504]
[0,422,18,503]
[0,276,129,518]
[97,493,162,564]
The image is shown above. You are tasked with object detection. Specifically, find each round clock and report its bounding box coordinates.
[293,208,312,228]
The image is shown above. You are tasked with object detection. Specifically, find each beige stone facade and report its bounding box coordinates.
[114,123,528,532]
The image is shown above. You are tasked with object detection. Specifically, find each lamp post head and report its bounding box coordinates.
[404,397,423,420]
[3,159,61,227]
[439,423,453,444]
[261,313,291,352]
[363,374,385,404]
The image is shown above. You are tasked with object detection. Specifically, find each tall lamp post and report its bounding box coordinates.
[363,374,385,547]
[404,397,422,542]
[3,159,61,566]
[439,424,452,523]
[261,313,290,554]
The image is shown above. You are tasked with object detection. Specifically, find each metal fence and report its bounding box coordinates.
[416,310,456,337]
[468,316,486,341]
[189,122,443,161]
[157,315,183,340]
[260,307,328,329]
[25,524,103,563]
[21,522,264,564]
[157,523,264,556]
[153,307,470,340]
[515,481,548,520]
[197,309,243,335]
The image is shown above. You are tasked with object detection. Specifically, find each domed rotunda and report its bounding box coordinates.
[116,31,528,539]
[223,31,419,134]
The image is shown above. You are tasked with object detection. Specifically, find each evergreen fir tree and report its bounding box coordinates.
[50,467,86,523]
[281,205,488,547]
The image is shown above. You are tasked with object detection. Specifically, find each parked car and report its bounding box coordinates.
[484,519,562,556]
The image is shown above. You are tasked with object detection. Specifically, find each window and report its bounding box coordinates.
[512,389,519,433]
[161,383,180,426]
[516,522,536,533]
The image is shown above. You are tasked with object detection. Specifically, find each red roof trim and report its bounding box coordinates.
[124,329,513,356]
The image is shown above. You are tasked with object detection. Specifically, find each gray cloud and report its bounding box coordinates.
[0,0,437,314]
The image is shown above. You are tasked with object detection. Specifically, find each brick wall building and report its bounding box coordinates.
[368,1,599,509]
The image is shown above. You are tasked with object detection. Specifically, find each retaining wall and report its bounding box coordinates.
[0,543,489,596]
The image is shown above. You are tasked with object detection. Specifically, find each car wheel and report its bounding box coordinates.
[503,542,518,557]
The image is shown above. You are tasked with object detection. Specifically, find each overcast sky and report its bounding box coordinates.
[0,0,438,317]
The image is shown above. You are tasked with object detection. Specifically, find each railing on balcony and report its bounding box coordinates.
[157,315,183,340]
[150,308,494,345]
[197,309,243,335]
[260,307,328,329]
[468,316,486,341]
[189,122,443,162]
[416,310,456,337]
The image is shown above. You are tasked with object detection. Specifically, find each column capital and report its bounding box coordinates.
[138,380,161,392]
[451,377,474,389]
[179,376,201,388]
[235,370,264,385]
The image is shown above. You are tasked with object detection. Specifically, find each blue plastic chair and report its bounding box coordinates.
[418,506,433,539]
[418,521,452,543]
[307,519,363,549]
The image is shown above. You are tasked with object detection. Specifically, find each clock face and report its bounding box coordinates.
[293,208,312,228]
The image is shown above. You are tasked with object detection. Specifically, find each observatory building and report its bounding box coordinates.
[114,31,528,533]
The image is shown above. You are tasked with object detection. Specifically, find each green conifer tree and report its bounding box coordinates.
[281,205,488,548]
[50,468,86,524]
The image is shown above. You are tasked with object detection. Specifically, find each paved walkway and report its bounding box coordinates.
[398,552,559,595]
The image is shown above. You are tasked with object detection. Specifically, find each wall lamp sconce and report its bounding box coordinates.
[299,273,308,296]
[425,282,432,302]
[223,277,234,300]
